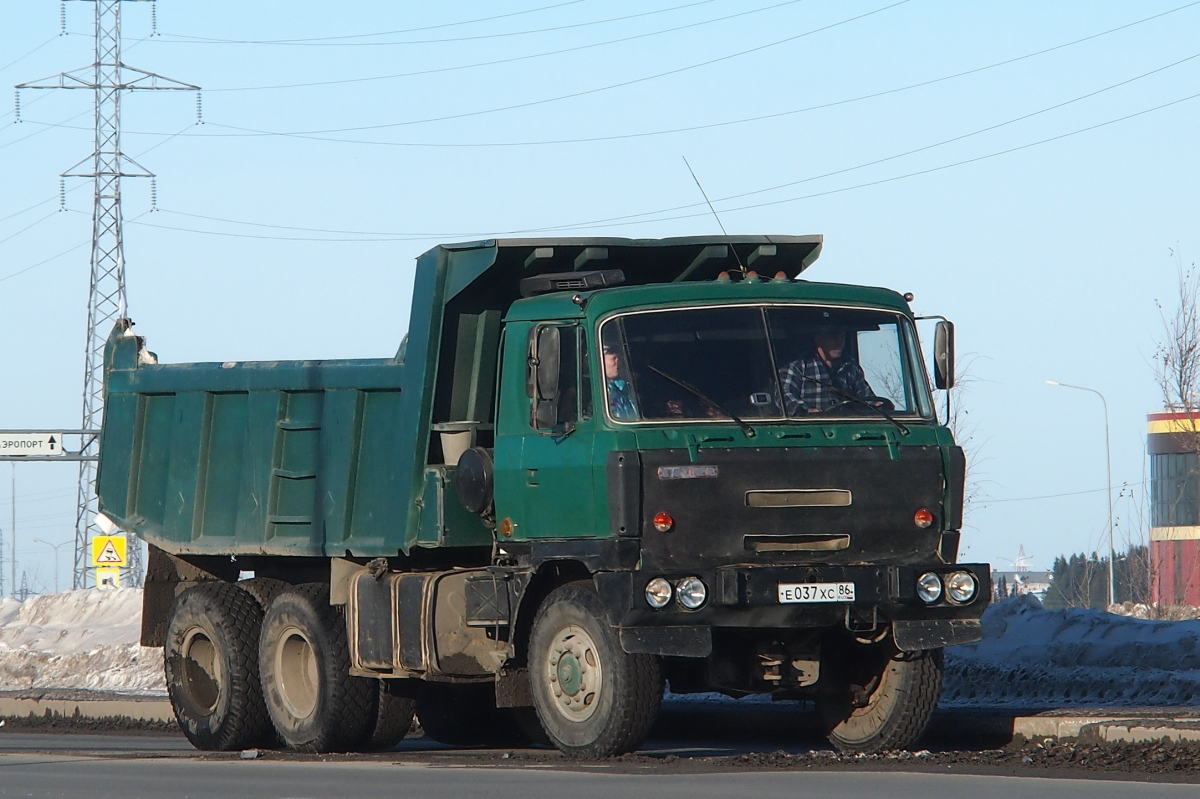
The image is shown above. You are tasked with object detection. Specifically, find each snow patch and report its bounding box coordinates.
[0,588,165,696]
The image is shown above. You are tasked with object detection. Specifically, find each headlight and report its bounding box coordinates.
[945,571,978,604]
[645,577,672,608]
[676,577,707,610]
[916,572,943,604]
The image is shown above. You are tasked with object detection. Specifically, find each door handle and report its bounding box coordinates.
[526,468,539,486]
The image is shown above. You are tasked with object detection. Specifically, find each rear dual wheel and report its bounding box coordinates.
[258,583,386,752]
[164,582,274,751]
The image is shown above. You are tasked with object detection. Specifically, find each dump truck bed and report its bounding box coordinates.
[97,353,422,557]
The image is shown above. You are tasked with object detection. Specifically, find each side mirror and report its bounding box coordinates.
[527,325,561,429]
[536,326,561,400]
[934,320,955,390]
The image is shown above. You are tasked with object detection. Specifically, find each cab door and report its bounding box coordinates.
[493,321,597,541]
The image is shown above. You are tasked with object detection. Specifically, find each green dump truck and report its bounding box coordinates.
[97,235,988,757]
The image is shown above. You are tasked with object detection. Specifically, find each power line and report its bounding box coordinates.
[138,58,1200,243]
[0,197,57,226]
[155,0,591,44]
[528,48,1200,230]
[0,211,60,248]
[0,240,89,285]
[527,89,1200,233]
[156,0,720,47]
[0,35,59,76]
[93,0,1197,147]
[128,218,426,242]
[976,481,1147,506]
[195,1,907,130]
[196,0,804,93]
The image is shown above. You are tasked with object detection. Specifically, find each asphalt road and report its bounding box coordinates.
[1,748,1198,799]
[3,703,1200,795]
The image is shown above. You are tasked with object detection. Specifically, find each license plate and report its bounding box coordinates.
[777,582,855,603]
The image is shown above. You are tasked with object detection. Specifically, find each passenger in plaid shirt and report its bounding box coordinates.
[779,329,879,415]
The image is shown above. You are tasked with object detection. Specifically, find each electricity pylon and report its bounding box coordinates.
[16,1,198,588]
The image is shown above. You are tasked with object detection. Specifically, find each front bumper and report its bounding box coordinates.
[595,563,990,655]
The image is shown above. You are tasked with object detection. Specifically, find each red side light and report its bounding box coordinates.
[653,512,675,532]
[914,508,934,529]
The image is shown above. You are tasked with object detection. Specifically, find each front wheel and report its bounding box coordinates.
[528,581,663,757]
[816,642,942,753]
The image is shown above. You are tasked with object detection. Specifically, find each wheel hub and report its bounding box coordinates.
[556,652,583,696]
[546,624,602,723]
[180,627,221,715]
[275,625,319,720]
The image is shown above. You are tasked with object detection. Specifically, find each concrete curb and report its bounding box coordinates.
[1013,715,1200,745]
[0,697,173,723]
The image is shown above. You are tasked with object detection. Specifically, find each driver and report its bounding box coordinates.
[780,326,881,415]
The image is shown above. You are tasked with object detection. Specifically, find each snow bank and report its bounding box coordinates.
[943,594,1200,708]
[0,588,165,696]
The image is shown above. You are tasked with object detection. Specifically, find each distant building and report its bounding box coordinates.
[1148,412,1200,606]
[990,570,1051,601]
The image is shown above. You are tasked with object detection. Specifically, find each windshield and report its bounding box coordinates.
[599,305,932,422]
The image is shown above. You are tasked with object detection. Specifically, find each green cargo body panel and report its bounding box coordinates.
[97,356,421,557]
[98,235,823,558]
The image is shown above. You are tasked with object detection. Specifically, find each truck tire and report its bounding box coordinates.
[368,684,417,751]
[258,583,378,752]
[236,577,287,610]
[415,684,539,747]
[816,643,942,753]
[528,581,663,757]
[164,581,274,751]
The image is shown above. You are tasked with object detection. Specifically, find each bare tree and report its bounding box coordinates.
[1155,249,1200,432]
[944,353,989,521]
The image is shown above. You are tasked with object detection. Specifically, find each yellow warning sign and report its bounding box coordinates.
[90,535,128,567]
[95,567,122,589]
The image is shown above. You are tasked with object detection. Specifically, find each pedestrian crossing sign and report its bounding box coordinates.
[90,535,128,567]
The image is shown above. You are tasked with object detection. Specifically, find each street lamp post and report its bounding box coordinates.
[1046,380,1115,608]
[32,538,70,594]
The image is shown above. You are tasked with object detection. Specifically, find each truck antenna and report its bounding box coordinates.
[682,156,746,275]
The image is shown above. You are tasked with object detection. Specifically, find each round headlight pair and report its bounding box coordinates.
[644,576,707,609]
[916,570,978,605]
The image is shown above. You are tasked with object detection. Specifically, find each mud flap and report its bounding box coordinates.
[892,619,982,651]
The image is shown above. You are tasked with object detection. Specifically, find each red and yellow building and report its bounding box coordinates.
[1148,412,1200,606]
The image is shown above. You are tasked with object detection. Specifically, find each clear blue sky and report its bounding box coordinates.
[2,0,1197,593]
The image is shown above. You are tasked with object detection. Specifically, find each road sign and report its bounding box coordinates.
[90,535,128,567]
[95,567,121,589]
[0,433,64,457]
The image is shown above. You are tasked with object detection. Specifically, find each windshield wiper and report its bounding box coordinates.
[793,372,909,436]
[646,365,756,438]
